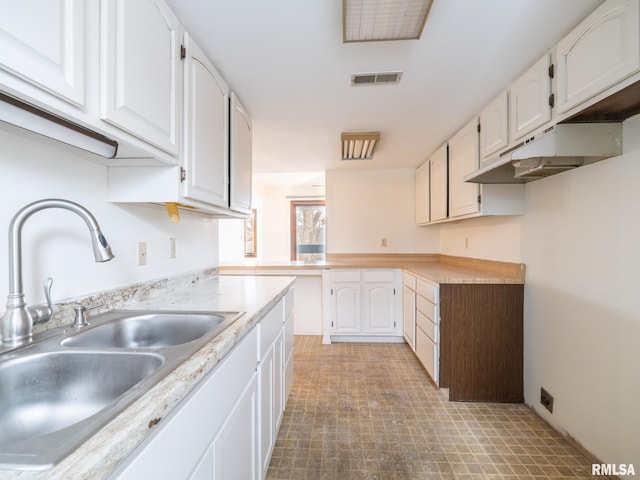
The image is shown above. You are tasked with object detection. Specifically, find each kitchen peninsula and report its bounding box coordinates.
[221,254,525,402]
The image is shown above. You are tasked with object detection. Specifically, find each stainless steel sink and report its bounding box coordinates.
[0,351,163,470]
[0,309,244,471]
[62,311,232,349]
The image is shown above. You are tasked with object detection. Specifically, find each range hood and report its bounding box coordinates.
[465,123,623,184]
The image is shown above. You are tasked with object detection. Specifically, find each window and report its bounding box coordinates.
[290,200,325,261]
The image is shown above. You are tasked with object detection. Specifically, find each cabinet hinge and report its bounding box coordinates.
[548,93,555,108]
[548,63,554,79]
[477,194,482,205]
[393,288,396,295]
[180,167,186,182]
[331,321,334,327]
[477,122,481,133]
[394,321,397,328]
[180,44,186,60]
[330,288,334,295]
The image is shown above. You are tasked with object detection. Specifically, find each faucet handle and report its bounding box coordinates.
[29,277,54,325]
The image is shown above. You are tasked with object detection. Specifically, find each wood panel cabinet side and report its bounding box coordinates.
[439,284,524,403]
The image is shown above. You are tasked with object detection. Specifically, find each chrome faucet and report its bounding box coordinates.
[2,199,115,346]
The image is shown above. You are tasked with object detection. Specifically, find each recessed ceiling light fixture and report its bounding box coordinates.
[341,132,380,160]
[343,0,434,43]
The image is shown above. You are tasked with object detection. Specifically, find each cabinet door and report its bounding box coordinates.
[230,93,253,214]
[364,283,396,334]
[415,161,430,225]
[479,92,508,161]
[430,144,448,222]
[259,346,275,477]
[331,282,361,334]
[101,0,182,155]
[448,118,480,218]
[213,375,259,480]
[182,34,229,207]
[0,0,84,106]
[557,0,640,113]
[509,54,552,141]
[402,285,416,350]
[274,329,284,431]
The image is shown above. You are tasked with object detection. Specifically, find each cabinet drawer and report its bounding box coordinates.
[284,288,294,320]
[403,272,416,290]
[416,295,437,323]
[284,313,294,362]
[416,278,437,303]
[331,270,361,282]
[416,311,437,343]
[363,269,395,282]
[259,300,283,359]
[415,327,438,385]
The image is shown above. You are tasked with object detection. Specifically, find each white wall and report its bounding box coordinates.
[521,115,640,467]
[439,215,523,262]
[326,168,440,253]
[0,130,218,307]
[439,117,640,467]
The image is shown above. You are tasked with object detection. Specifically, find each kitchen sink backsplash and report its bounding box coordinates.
[27,267,219,334]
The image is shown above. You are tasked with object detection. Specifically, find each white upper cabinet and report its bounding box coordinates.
[448,117,480,218]
[0,0,85,107]
[415,160,430,225]
[479,91,508,162]
[230,93,253,215]
[509,53,553,141]
[182,33,229,208]
[556,0,640,114]
[100,0,183,156]
[430,144,448,222]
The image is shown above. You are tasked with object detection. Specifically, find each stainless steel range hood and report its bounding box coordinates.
[465,123,623,183]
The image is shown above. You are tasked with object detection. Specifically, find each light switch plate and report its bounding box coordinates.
[137,242,147,266]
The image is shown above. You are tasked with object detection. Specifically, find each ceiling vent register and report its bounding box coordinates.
[351,71,402,86]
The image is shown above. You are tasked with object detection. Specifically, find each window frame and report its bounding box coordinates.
[290,200,325,261]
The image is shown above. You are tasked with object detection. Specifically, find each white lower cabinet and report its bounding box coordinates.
[108,289,294,480]
[205,375,259,480]
[324,269,402,342]
[402,272,417,350]
[407,274,440,385]
[258,299,284,478]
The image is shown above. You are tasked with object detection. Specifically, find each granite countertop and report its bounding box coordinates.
[220,254,525,284]
[1,274,294,480]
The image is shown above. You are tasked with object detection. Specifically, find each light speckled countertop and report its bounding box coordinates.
[1,273,294,480]
[220,254,525,284]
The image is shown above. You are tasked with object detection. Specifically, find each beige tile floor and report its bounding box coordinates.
[267,336,604,480]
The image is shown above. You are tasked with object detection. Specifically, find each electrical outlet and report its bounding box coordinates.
[465,237,469,249]
[381,237,387,247]
[540,387,554,413]
[137,242,147,266]
[169,237,176,259]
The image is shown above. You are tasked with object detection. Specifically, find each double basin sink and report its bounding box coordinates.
[0,310,244,471]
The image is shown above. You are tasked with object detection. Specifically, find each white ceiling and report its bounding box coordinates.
[166,0,603,175]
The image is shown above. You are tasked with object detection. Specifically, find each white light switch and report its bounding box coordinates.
[169,237,176,258]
